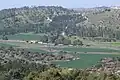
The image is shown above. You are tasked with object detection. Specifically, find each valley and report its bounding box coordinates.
[0,5,120,80]
[0,33,120,69]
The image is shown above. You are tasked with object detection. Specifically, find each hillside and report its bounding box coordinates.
[0,6,120,40]
[0,47,120,80]
[73,7,120,40]
[86,9,120,29]
[87,8,120,39]
[0,6,86,35]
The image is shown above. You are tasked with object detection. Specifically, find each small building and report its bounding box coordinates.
[58,44,64,46]
[47,17,52,22]
[42,43,47,45]
[26,40,38,44]
[68,68,73,71]
[62,32,65,36]
[38,42,43,44]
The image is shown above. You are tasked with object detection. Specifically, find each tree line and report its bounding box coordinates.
[40,35,83,46]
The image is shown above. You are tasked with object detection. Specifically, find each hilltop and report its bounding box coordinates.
[0,6,86,35]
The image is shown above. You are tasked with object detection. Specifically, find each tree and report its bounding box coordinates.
[40,35,48,43]
[2,35,8,40]
[63,38,71,45]
[95,63,102,68]
[73,40,83,46]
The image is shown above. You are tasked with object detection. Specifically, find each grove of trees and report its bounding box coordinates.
[0,6,120,40]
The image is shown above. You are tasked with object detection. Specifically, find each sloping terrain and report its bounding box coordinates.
[86,9,120,29]
[0,6,120,40]
[0,6,86,35]
[73,7,120,39]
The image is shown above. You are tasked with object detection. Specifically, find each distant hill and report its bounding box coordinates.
[71,6,120,39]
[111,6,120,9]
[0,6,86,35]
[0,6,120,40]
[71,6,110,13]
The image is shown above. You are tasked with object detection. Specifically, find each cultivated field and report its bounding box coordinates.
[3,32,47,40]
[0,33,120,68]
[54,54,120,69]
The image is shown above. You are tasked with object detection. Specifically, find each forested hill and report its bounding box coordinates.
[73,7,120,39]
[1,6,120,40]
[0,6,86,35]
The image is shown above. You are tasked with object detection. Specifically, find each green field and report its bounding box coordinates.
[0,41,120,69]
[52,47,120,68]
[25,47,51,53]
[25,48,48,53]
[56,47,120,53]
[54,54,120,69]
[6,33,47,40]
[111,42,120,46]
[0,43,18,47]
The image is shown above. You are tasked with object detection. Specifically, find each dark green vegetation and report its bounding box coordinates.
[0,6,84,35]
[0,47,75,80]
[0,43,18,47]
[0,33,47,40]
[1,64,120,80]
[0,47,119,80]
[0,41,120,68]
[24,68,120,80]
[6,33,46,40]
[1,6,120,80]
[0,6,120,41]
